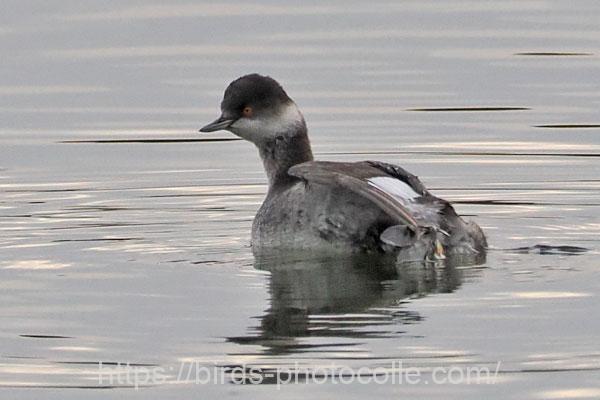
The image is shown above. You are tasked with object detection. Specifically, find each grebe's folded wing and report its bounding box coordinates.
[288,161,421,233]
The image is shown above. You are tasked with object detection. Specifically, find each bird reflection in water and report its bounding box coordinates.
[228,252,483,356]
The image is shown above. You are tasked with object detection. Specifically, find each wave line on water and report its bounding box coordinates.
[534,124,600,129]
[407,107,530,112]
[515,52,593,56]
[60,138,242,144]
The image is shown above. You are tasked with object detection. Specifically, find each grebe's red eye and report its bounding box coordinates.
[242,106,253,117]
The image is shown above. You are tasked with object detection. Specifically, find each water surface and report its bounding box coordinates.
[1,1,600,399]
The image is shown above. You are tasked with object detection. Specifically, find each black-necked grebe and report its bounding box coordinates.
[200,74,486,262]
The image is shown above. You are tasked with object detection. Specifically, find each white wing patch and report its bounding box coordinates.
[368,176,421,202]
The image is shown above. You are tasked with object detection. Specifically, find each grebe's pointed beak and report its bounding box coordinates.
[199,116,235,132]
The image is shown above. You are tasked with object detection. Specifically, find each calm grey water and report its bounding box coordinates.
[1,1,600,399]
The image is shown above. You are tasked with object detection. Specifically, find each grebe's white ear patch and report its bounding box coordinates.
[368,177,421,201]
[229,102,304,143]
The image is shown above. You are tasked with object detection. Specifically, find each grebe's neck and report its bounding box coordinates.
[257,104,313,188]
